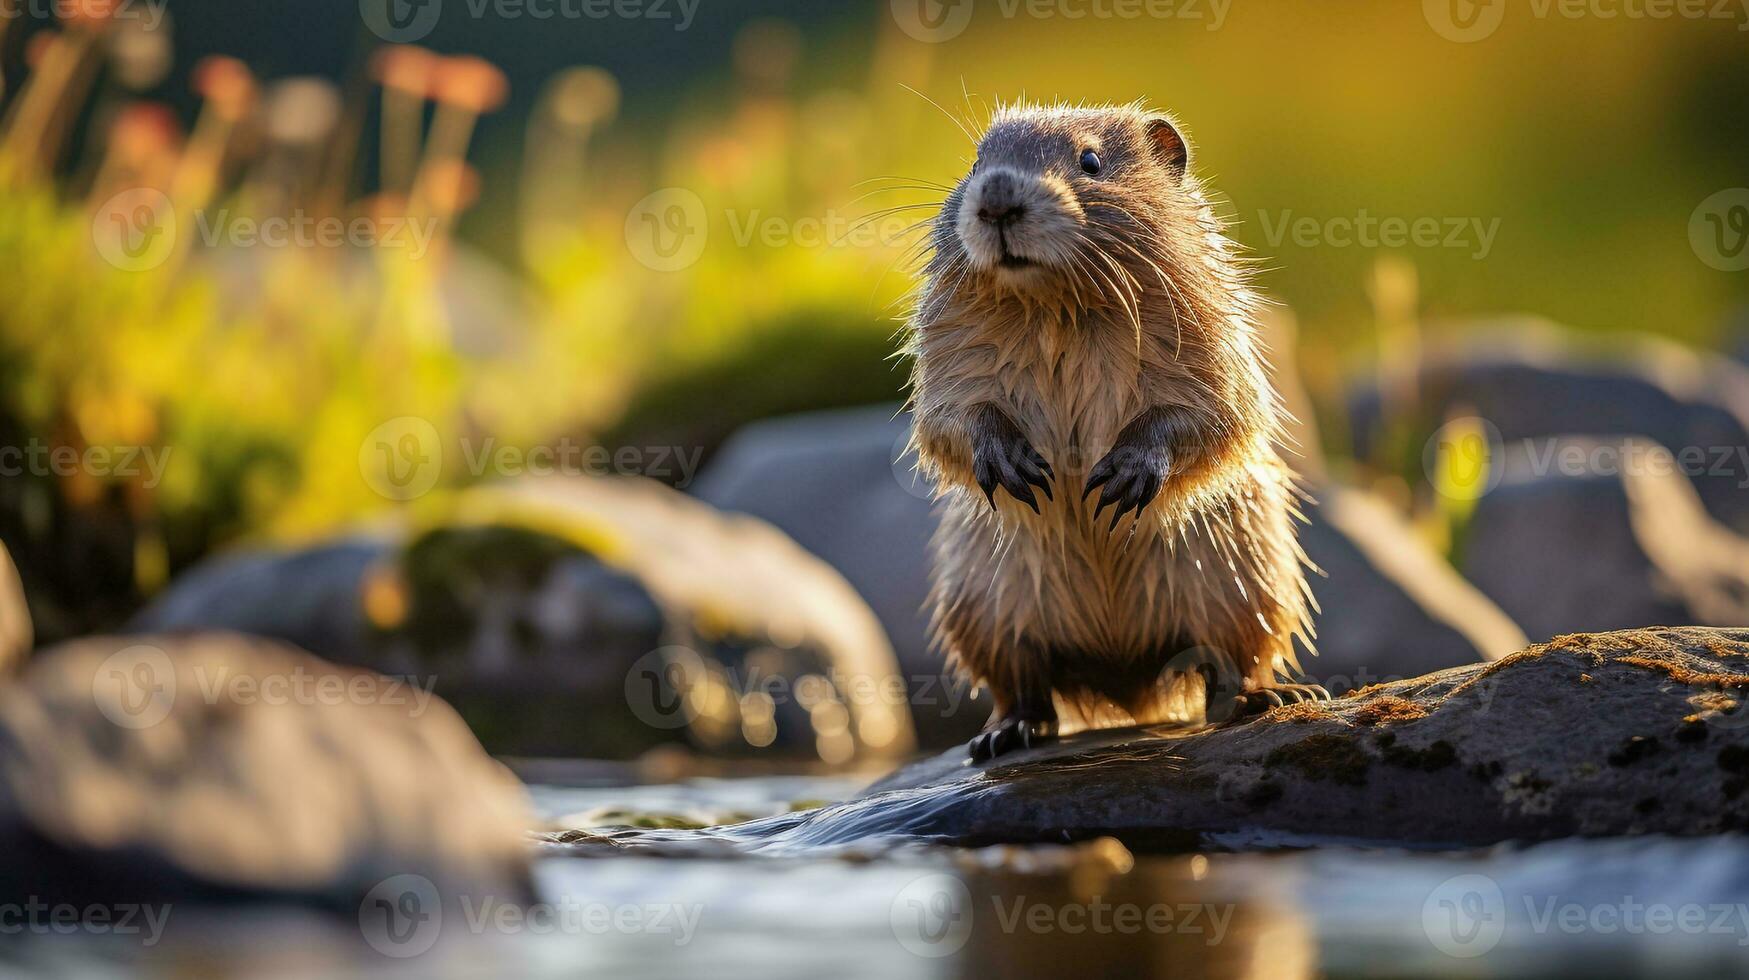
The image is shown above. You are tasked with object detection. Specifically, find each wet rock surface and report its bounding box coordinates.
[0,632,534,918]
[570,628,1749,855]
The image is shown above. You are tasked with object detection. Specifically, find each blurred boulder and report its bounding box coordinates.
[0,632,532,928]
[691,405,970,744]
[476,476,915,763]
[1300,485,1525,689]
[132,537,389,665]
[1349,318,1749,532]
[1463,437,1749,641]
[694,408,1521,747]
[134,476,915,764]
[0,540,28,673]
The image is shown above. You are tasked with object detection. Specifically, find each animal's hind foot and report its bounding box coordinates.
[968,717,1058,762]
[1230,683,1330,719]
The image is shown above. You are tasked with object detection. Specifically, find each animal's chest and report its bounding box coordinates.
[1001,321,1143,460]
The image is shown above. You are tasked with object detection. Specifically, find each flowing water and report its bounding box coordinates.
[7,773,1749,978]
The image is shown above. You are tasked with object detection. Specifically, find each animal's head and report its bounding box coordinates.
[931,102,1207,304]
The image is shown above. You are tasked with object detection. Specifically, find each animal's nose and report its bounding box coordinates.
[978,202,1025,227]
[975,172,1025,227]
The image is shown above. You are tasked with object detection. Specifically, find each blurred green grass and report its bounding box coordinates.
[0,2,1745,637]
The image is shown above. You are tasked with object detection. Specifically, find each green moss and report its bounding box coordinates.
[1381,738,1457,772]
[603,311,905,484]
[1717,745,1749,774]
[392,524,594,659]
[1607,735,1661,767]
[1264,733,1371,786]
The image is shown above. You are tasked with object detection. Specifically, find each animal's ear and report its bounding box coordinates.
[1145,114,1190,179]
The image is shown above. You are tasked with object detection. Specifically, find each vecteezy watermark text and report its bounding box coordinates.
[92,644,438,730]
[623,188,926,271]
[1257,209,1501,260]
[0,440,171,488]
[1424,422,1749,502]
[1424,0,1749,42]
[461,895,702,945]
[890,0,1229,43]
[1423,874,1749,958]
[458,438,704,487]
[358,874,702,958]
[0,899,171,946]
[3,0,168,30]
[194,211,439,262]
[889,874,1235,958]
[358,417,707,502]
[361,0,699,44]
[92,189,442,271]
[625,646,974,732]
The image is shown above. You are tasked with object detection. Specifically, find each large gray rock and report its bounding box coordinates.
[135,476,916,763]
[568,628,1749,853]
[695,408,1521,744]
[691,406,966,743]
[1463,438,1749,641]
[1299,486,1525,690]
[1349,319,1749,533]
[131,537,389,664]
[0,540,27,674]
[0,632,533,926]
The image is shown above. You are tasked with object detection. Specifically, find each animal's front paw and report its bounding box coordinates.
[1083,435,1170,530]
[971,408,1053,514]
[1229,683,1332,720]
[968,716,1058,762]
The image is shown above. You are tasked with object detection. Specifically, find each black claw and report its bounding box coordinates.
[1031,469,1053,501]
[970,408,1055,513]
[1086,443,1168,532]
[968,716,1057,762]
[1228,684,1333,721]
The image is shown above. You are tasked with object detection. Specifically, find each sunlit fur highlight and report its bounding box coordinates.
[902,100,1315,732]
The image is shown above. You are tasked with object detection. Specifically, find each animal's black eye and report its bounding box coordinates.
[1079,149,1102,176]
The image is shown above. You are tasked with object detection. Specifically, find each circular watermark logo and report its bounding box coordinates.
[1422,873,1506,958]
[624,645,709,730]
[92,644,176,729]
[624,188,708,272]
[92,188,176,272]
[360,0,444,43]
[1162,645,1246,725]
[892,0,975,42]
[359,874,443,958]
[1689,188,1749,272]
[359,417,443,501]
[890,873,973,958]
[1423,0,1505,42]
[1423,415,1504,502]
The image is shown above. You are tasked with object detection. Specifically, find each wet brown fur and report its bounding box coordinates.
[903,101,1315,733]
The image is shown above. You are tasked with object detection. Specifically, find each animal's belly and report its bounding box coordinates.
[999,505,1185,658]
